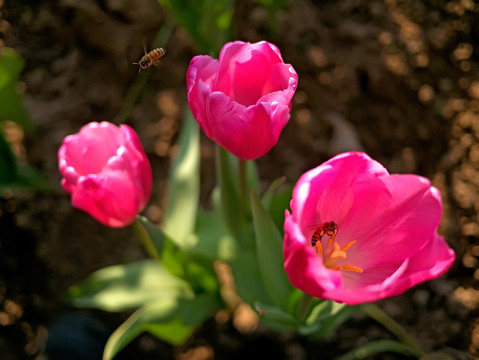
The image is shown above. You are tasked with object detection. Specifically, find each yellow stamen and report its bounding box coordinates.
[316,241,323,256]
[328,231,336,249]
[340,264,364,273]
[312,226,363,274]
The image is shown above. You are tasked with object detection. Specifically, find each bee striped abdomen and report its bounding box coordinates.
[134,48,166,72]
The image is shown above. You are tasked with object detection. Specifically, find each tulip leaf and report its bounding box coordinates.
[103,293,220,359]
[66,259,194,312]
[186,208,237,261]
[261,176,286,208]
[135,216,186,277]
[0,48,33,133]
[230,249,273,306]
[0,132,17,184]
[147,293,219,337]
[254,302,299,331]
[250,189,294,312]
[266,183,293,232]
[335,340,422,360]
[0,132,51,193]
[162,109,200,248]
[135,217,220,294]
[103,298,177,359]
[157,0,234,55]
[360,303,424,357]
[300,301,357,337]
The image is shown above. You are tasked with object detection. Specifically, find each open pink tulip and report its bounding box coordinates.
[186,40,298,160]
[284,152,455,305]
[58,122,152,228]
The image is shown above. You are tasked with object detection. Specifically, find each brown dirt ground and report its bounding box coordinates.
[1,0,478,359]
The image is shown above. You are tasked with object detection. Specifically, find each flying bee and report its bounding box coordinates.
[133,47,166,73]
[310,221,338,248]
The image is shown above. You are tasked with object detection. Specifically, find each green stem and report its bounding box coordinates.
[131,217,160,260]
[217,146,241,236]
[297,292,314,322]
[238,158,248,220]
[360,303,425,358]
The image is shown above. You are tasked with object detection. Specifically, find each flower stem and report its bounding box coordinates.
[297,292,315,322]
[131,217,160,260]
[360,303,426,358]
[238,158,248,219]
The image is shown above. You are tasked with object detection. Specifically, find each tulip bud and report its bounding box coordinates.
[187,41,298,160]
[58,122,152,228]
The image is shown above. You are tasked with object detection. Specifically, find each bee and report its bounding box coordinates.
[133,48,166,73]
[310,221,338,248]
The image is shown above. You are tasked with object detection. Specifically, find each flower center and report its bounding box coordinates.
[311,222,363,273]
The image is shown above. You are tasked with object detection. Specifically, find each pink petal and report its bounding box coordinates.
[391,233,456,291]
[72,170,140,227]
[215,42,288,106]
[292,152,388,230]
[343,175,442,268]
[187,55,219,92]
[186,56,218,136]
[120,125,153,206]
[284,211,343,298]
[329,233,455,304]
[206,92,284,160]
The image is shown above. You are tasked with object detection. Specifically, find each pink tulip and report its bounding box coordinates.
[283,152,455,305]
[58,122,152,228]
[186,41,298,160]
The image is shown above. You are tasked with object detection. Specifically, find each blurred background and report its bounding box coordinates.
[0,0,478,359]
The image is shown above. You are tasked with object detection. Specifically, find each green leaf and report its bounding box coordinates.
[135,216,186,277]
[360,303,425,357]
[66,259,194,312]
[162,109,200,248]
[148,293,220,337]
[135,217,221,295]
[250,189,294,312]
[186,208,237,261]
[254,302,299,331]
[103,298,177,359]
[0,132,17,183]
[103,293,220,359]
[335,340,422,360]
[0,132,51,194]
[261,176,286,208]
[10,162,51,191]
[305,300,345,324]
[230,249,272,306]
[0,48,33,132]
[267,184,293,232]
[301,301,357,337]
[157,0,234,55]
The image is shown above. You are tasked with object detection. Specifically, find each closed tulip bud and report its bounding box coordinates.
[187,41,298,160]
[58,122,152,228]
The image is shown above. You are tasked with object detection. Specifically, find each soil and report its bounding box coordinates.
[1,0,478,359]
